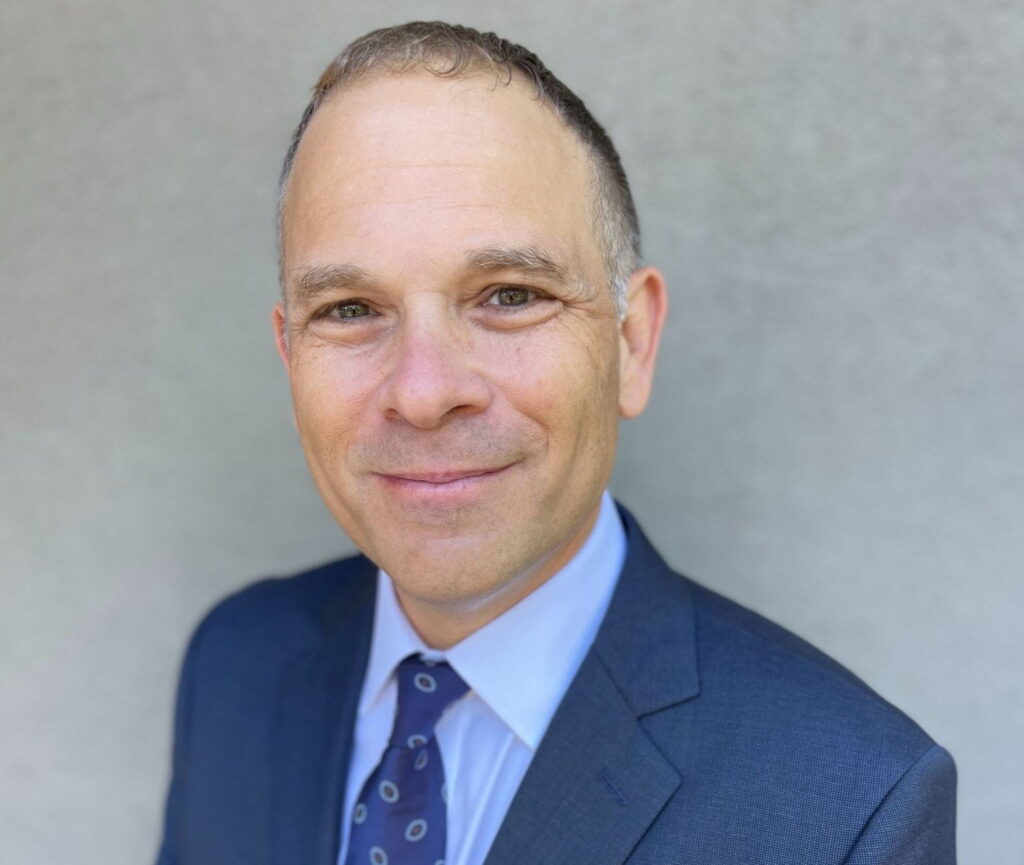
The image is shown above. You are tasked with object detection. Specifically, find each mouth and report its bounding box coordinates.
[376,465,510,484]
[372,464,514,500]
[380,464,507,485]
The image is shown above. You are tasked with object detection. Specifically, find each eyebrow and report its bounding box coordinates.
[289,263,378,307]
[287,245,570,307]
[464,245,568,282]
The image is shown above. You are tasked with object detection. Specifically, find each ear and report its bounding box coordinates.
[272,303,291,374]
[272,303,301,429]
[618,266,668,419]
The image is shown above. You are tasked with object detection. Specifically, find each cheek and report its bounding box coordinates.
[481,327,618,435]
[481,333,570,409]
[288,348,377,450]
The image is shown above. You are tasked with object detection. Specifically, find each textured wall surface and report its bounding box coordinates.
[2,1,1021,862]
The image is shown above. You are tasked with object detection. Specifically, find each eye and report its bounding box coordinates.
[484,285,539,308]
[323,299,373,320]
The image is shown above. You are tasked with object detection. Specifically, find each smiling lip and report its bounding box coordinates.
[372,464,514,510]
[376,466,510,485]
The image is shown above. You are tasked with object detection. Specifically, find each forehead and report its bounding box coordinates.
[280,70,602,285]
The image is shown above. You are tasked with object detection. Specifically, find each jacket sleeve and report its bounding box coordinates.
[841,743,957,865]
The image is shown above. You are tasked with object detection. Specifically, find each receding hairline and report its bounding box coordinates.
[278,61,601,209]
[278,39,554,192]
[277,64,613,285]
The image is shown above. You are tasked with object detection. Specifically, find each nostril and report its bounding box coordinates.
[377,362,490,429]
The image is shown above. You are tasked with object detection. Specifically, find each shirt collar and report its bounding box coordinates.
[360,491,627,750]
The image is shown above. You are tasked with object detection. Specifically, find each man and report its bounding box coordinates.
[157,22,956,865]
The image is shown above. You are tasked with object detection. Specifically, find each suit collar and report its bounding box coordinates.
[592,504,701,715]
[317,555,377,632]
[484,503,700,865]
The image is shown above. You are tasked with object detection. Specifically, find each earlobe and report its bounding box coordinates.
[618,267,668,419]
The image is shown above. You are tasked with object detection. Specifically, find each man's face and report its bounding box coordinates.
[276,70,659,621]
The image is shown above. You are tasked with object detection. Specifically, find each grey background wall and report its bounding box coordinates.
[2,0,1021,862]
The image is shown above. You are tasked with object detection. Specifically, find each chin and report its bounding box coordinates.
[376,532,538,606]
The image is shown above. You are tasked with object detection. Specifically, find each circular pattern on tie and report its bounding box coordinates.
[347,657,468,865]
[405,818,428,841]
[414,672,437,693]
[378,780,399,803]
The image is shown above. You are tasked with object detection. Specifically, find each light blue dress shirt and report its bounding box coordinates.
[337,491,627,865]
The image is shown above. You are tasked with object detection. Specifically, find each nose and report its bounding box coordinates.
[375,306,491,429]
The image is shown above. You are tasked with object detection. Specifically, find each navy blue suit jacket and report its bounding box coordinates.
[157,507,956,864]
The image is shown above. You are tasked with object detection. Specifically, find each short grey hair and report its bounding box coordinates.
[278,21,641,315]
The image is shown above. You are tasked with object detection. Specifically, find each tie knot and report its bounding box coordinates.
[390,655,469,748]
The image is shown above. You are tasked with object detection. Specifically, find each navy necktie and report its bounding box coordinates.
[345,655,469,865]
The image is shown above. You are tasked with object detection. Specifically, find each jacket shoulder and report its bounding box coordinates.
[186,553,375,673]
[637,573,956,862]
[158,555,375,863]
[617,505,938,758]
[680,574,942,788]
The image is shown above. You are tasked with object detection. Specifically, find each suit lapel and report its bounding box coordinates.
[270,559,377,865]
[484,506,700,865]
[483,651,681,865]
